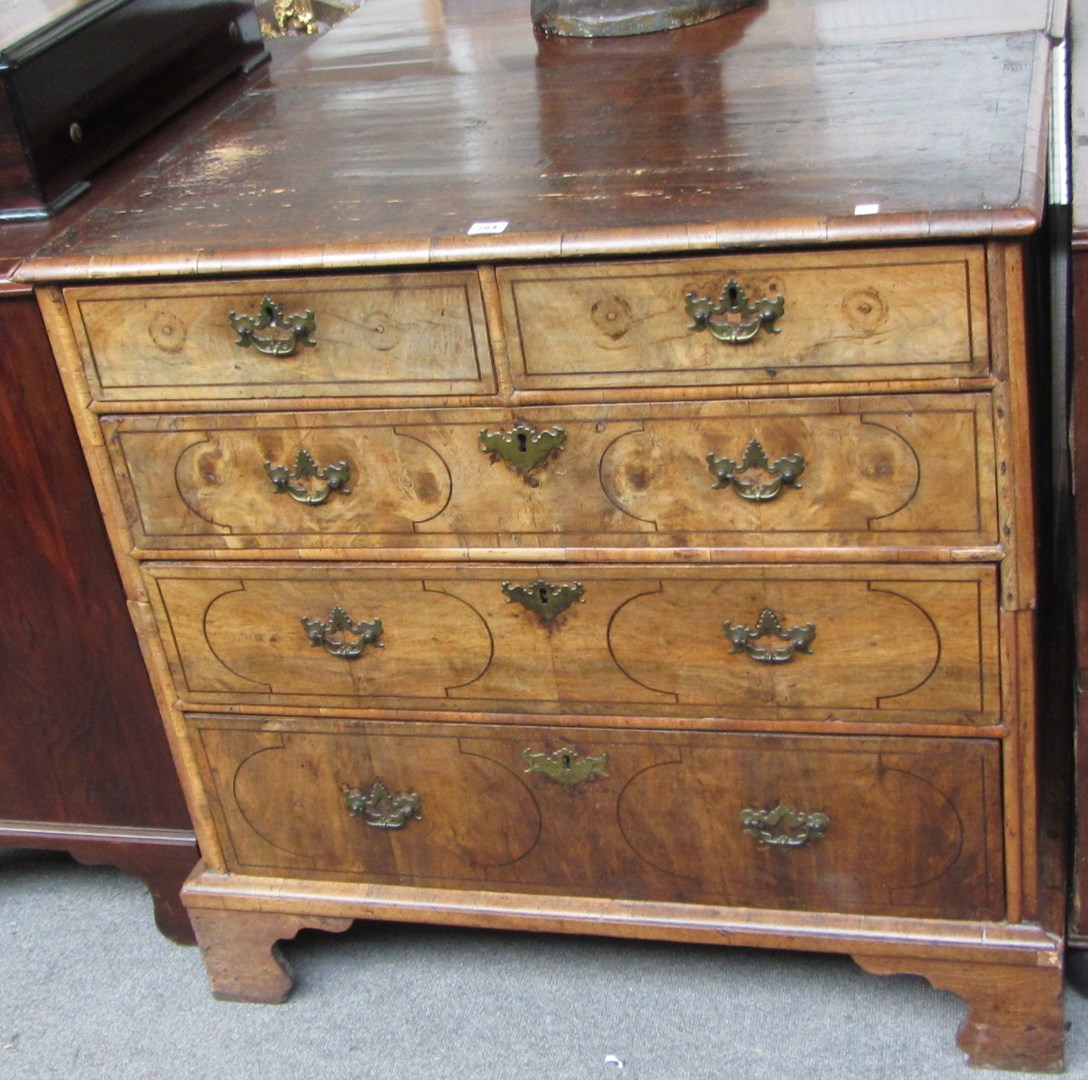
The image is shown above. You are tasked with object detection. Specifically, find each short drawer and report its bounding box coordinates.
[147,562,1001,727]
[498,246,988,390]
[189,715,1005,920]
[62,271,496,402]
[104,393,998,553]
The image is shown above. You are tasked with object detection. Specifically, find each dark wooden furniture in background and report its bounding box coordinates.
[0,201,197,946]
[1067,0,1088,984]
[0,0,266,220]
[0,3,279,944]
[24,0,1070,1069]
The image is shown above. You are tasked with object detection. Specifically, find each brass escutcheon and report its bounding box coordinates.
[524,747,609,786]
[301,605,383,659]
[741,803,830,848]
[265,448,351,505]
[502,580,585,622]
[685,279,784,344]
[342,781,421,829]
[707,439,805,501]
[479,422,565,481]
[229,296,316,356]
[722,608,815,664]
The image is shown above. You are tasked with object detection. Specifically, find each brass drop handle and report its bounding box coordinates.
[722,608,815,664]
[480,422,565,481]
[741,803,829,848]
[342,781,421,829]
[685,278,784,344]
[229,296,316,357]
[524,747,609,786]
[265,448,351,506]
[707,439,804,502]
[301,605,383,659]
[501,579,585,622]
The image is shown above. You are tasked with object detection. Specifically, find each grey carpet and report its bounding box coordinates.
[1,848,1084,1079]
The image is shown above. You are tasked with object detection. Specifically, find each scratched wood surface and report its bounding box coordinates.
[19,0,1057,281]
[142,561,1002,727]
[101,393,999,555]
[188,714,1006,920]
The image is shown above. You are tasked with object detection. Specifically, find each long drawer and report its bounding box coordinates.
[146,563,1001,726]
[60,271,496,402]
[498,247,989,391]
[189,715,1005,921]
[104,394,998,553]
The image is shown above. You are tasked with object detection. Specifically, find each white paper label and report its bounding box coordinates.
[467,221,510,235]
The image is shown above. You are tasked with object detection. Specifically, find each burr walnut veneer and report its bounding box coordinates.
[23,0,1068,1071]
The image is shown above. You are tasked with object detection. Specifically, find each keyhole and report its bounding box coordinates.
[539,586,549,605]
[518,431,528,453]
[562,753,573,771]
[727,284,740,307]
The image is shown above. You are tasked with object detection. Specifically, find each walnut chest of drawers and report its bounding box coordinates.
[24,1,1068,1072]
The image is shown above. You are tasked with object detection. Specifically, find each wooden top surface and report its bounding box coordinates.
[21,0,1062,281]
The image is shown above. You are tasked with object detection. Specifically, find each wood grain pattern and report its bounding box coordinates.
[64,272,495,402]
[1065,0,1088,961]
[0,289,197,941]
[143,562,1001,727]
[1071,255,1088,947]
[188,715,1005,921]
[854,954,1064,1073]
[18,5,1052,281]
[499,248,989,390]
[100,394,999,554]
[189,906,352,1003]
[22,1,1062,1065]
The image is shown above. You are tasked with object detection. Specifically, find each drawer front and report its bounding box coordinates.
[499,247,988,390]
[189,716,1005,920]
[105,394,998,553]
[147,563,1001,726]
[63,272,496,402]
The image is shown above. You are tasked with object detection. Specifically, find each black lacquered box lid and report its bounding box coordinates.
[0,0,267,220]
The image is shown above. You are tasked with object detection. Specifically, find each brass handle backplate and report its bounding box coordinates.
[480,422,565,481]
[741,803,829,848]
[265,448,351,505]
[342,781,421,829]
[524,747,608,786]
[707,439,804,502]
[301,605,383,659]
[502,579,585,622]
[229,296,316,356]
[722,608,815,664]
[685,279,784,344]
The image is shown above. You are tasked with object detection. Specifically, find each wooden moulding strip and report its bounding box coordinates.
[180,705,1007,742]
[1013,607,1042,924]
[127,546,1006,566]
[475,266,514,400]
[85,391,508,416]
[990,242,1038,613]
[80,378,1001,417]
[182,867,1061,968]
[127,599,226,872]
[999,607,1030,927]
[16,210,1043,285]
[0,820,197,847]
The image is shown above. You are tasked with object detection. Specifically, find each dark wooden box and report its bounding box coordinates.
[0,0,267,220]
